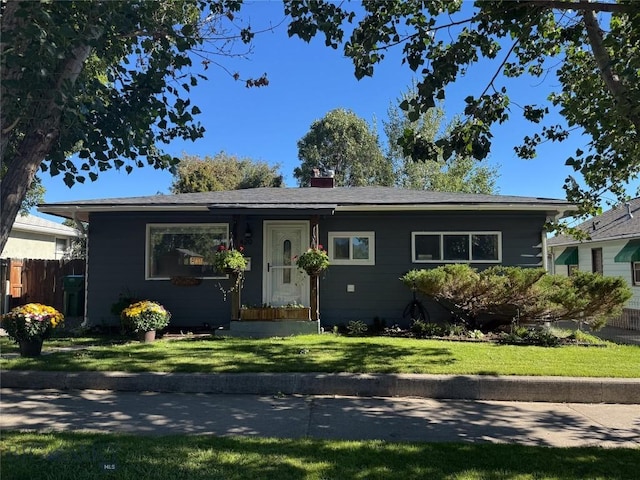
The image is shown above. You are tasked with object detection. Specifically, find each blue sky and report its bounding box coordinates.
[38,1,637,213]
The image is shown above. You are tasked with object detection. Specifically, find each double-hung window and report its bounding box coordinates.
[412,232,501,263]
[55,238,68,259]
[146,223,228,279]
[328,232,375,265]
[632,262,640,286]
[592,248,603,274]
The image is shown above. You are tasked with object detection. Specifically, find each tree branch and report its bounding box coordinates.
[534,1,631,14]
[371,16,476,53]
[480,39,519,99]
[582,8,640,133]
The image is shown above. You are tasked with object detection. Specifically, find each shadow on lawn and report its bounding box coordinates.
[0,335,457,374]
[2,431,638,479]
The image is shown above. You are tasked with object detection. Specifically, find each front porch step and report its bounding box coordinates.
[217,320,320,338]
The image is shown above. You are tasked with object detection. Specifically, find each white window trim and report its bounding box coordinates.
[54,237,69,259]
[411,231,502,263]
[145,223,229,280]
[328,231,375,266]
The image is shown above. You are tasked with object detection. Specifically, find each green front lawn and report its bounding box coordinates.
[2,431,638,480]
[1,334,638,377]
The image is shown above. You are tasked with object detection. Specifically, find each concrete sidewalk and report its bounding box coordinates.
[2,388,638,448]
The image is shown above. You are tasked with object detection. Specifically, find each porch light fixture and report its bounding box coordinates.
[244,223,253,244]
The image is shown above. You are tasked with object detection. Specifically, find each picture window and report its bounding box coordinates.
[412,232,501,263]
[146,223,228,279]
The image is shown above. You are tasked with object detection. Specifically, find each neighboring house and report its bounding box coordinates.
[548,198,640,331]
[0,214,80,260]
[39,175,574,333]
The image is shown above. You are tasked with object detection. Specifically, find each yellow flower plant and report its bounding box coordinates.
[1,303,64,342]
[120,300,171,333]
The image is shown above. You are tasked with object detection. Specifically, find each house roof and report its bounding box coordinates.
[11,214,80,238]
[548,197,640,246]
[38,187,576,223]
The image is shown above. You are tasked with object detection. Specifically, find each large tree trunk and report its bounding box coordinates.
[0,0,23,162]
[1,128,61,253]
[0,43,92,253]
[582,8,640,134]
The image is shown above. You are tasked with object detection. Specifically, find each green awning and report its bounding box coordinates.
[554,247,579,265]
[614,239,640,262]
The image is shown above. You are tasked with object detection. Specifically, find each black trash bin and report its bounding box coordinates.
[63,275,85,317]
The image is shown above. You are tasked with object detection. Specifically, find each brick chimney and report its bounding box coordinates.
[310,168,335,188]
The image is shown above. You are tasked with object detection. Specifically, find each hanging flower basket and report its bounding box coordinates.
[213,245,247,274]
[295,245,329,276]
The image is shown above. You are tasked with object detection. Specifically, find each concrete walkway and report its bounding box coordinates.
[2,389,639,448]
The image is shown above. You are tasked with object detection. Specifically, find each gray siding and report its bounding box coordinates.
[316,211,544,328]
[87,212,238,328]
[85,210,545,330]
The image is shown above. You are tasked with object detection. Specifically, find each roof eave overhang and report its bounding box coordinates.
[11,223,80,237]
[38,204,211,222]
[39,203,338,222]
[336,204,576,216]
[549,232,640,247]
[206,205,336,216]
[39,202,576,222]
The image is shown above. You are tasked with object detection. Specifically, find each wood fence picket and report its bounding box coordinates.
[6,258,85,312]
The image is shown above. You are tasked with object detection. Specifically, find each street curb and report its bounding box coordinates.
[2,371,639,404]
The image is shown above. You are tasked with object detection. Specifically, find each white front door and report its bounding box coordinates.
[264,221,309,306]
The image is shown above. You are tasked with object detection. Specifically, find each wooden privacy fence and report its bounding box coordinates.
[4,258,85,313]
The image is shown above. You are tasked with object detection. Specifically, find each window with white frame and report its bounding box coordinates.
[55,238,68,258]
[146,223,228,279]
[328,232,375,265]
[632,262,640,286]
[592,248,603,274]
[412,232,501,263]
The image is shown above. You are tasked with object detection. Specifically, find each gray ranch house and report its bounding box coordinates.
[40,179,574,336]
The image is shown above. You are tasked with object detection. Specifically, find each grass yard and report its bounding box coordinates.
[2,431,638,480]
[1,334,638,377]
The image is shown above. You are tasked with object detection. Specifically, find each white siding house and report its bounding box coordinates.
[548,199,640,331]
[1,214,80,260]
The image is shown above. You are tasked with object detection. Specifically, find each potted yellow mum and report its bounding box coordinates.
[1,303,64,357]
[120,300,171,342]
